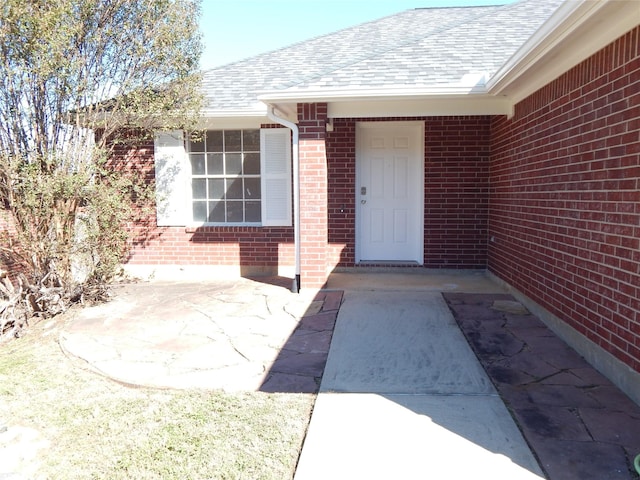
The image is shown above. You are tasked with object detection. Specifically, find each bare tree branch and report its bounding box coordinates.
[0,0,202,334]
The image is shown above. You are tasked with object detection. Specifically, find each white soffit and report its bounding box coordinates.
[328,96,513,118]
[488,0,640,104]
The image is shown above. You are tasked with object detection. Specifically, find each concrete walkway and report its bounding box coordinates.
[295,272,545,480]
[56,270,640,478]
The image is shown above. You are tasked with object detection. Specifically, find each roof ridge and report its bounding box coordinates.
[278,5,506,91]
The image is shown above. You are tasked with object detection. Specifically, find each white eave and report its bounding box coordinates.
[198,106,270,129]
[325,94,512,119]
[257,74,516,119]
[487,0,640,104]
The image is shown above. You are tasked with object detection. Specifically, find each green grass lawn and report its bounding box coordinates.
[0,314,314,479]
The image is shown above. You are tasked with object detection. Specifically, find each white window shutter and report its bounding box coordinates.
[154,130,188,226]
[261,128,292,226]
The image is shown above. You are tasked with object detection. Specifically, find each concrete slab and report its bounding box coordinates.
[294,393,544,480]
[328,269,505,293]
[321,292,495,394]
[297,285,543,480]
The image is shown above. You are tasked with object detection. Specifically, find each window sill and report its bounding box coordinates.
[185,223,262,233]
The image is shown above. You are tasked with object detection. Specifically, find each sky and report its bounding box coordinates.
[199,0,518,70]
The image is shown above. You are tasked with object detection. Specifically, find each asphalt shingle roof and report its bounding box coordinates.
[201,0,564,114]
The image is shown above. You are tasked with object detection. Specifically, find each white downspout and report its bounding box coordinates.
[267,106,301,293]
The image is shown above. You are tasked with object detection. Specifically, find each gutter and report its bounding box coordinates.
[267,106,301,293]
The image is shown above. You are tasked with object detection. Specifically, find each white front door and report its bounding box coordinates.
[356,122,424,263]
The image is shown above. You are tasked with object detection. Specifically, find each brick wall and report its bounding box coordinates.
[489,27,640,370]
[326,116,491,269]
[107,130,294,270]
[112,115,490,277]
[424,117,491,268]
[298,103,329,288]
[326,119,356,267]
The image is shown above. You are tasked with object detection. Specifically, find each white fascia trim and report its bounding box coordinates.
[487,0,640,103]
[486,0,589,93]
[328,95,513,118]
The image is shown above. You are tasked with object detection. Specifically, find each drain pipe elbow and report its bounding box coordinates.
[267,106,301,293]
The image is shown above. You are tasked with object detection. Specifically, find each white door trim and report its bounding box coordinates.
[355,121,424,264]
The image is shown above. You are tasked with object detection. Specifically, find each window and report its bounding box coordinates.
[188,130,261,224]
[153,128,292,228]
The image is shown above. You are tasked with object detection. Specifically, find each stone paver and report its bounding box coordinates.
[444,292,640,480]
[59,279,343,392]
[261,291,341,393]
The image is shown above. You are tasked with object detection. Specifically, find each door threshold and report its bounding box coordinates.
[356,261,421,267]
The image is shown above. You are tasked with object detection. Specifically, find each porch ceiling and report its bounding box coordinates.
[260,93,513,120]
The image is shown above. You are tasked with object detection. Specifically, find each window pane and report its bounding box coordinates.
[244,178,260,199]
[243,153,260,174]
[192,179,206,199]
[245,201,261,222]
[190,154,205,175]
[193,201,207,222]
[208,201,225,222]
[189,133,204,153]
[206,131,223,152]
[207,153,223,175]
[190,129,268,225]
[225,130,242,152]
[208,179,224,200]
[226,178,243,199]
[226,201,243,222]
[226,153,242,175]
[243,130,260,151]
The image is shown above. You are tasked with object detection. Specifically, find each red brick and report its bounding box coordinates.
[489,26,640,372]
